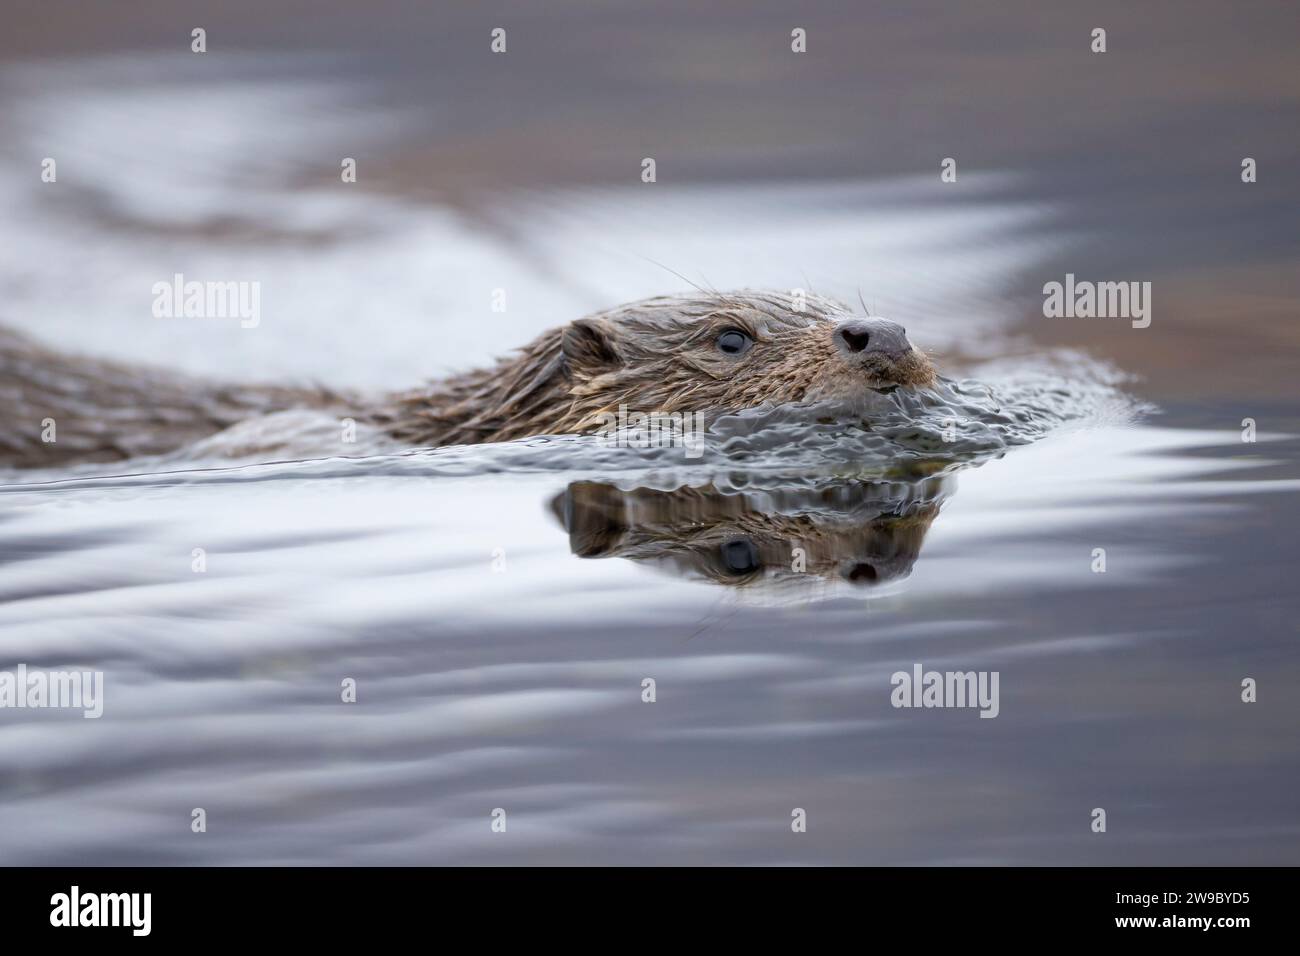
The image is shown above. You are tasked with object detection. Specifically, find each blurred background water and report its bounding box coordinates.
[0,1,1297,864]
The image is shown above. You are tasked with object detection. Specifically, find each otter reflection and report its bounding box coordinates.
[550,478,949,591]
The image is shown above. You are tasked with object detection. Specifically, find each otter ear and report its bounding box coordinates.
[561,317,622,374]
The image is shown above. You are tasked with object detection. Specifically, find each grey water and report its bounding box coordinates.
[2,3,1299,865]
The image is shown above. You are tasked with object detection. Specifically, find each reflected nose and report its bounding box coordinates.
[843,562,879,584]
[834,318,911,357]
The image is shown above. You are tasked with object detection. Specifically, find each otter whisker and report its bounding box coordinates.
[857,286,870,317]
[640,256,713,299]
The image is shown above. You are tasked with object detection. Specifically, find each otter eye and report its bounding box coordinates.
[719,538,760,575]
[715,329,753,356]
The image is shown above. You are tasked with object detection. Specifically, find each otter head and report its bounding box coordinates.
[381,289,938,449]
[557,290,935,430]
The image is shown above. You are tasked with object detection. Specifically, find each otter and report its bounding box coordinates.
[0,290,935,469]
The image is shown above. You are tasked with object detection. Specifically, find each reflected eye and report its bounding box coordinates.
[720,538,760,575]
[715,329,753,356]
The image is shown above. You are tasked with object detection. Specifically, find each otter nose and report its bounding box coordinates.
[839,325,872,353]
[834,318,910,357]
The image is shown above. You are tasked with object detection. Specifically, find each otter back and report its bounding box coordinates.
[0,326,348,469]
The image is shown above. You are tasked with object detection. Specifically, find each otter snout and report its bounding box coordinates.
[831,316,933,389]
[833,317,912,360]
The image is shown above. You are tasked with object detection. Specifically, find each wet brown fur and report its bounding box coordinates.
[0,326,349,468]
